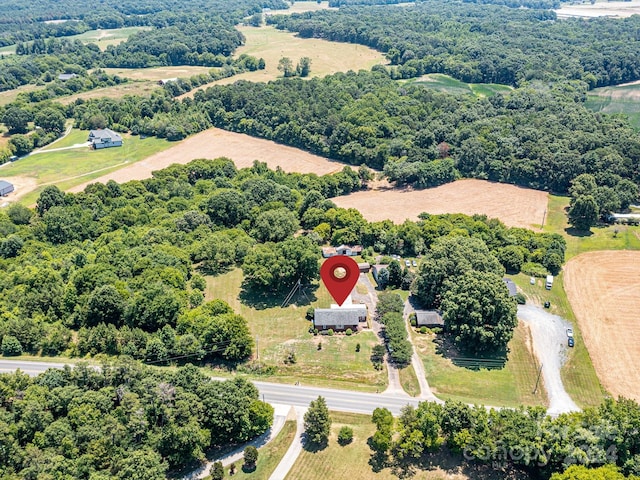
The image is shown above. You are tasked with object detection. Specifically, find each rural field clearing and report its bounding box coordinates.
[57,81,160,105]
[556,0,640,18]
[101,66,212,81]
[179,25,386,97]
[564,251,640,402]
[333,179,548,229]
[68,127,354,192]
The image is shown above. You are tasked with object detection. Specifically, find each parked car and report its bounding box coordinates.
[412,260,417,267]
[405,260,411,267]
[566,328,574,338]
[568,337,574,348]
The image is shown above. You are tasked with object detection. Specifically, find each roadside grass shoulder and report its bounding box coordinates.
[398,363,421,397]
[205,269,387,392]
[413,323,546,408]
[214,419,297,480]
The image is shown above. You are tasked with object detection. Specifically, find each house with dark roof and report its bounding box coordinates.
[503,278,517,297]
[415,310,444,328]
[0,180,15,196]
[313,304,367,332]
[88,128,123,149]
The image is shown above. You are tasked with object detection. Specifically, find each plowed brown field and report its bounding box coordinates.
[564,251,640,401]
[333,179,548,229]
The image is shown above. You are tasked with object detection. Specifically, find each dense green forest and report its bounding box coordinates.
[0,158,561,360]
[370,398,640,479]
[268,0,640,87]
[0,0,286,91]
[0,361,273,478]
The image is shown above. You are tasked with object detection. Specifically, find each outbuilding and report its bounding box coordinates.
[415,310,444,328]
[0,180,15,196]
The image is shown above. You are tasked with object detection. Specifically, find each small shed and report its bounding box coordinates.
[358,262,370,273]
[415,310,444,328]
[314,305,367,332]
[88,128,123,149]
[503,278,517,297]
[0,180,15,196]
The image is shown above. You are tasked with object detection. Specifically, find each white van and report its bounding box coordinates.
[545,275,554,290]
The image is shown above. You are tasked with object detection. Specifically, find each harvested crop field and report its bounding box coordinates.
[333,179,548,229]
[556,0,640,18]
[564,251,640,402]
[68,127,352,192]
[101,66,212,81]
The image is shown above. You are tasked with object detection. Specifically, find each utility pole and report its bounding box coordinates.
[541,209,547,230]
[533,363,543,394]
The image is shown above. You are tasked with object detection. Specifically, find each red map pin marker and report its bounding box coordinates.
[320,255,360,306]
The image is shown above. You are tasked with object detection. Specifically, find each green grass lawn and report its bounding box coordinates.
[39,128,90,150]
[0,44,16,55]
[398,363,421,397]
[205,269,388,392]
[217,419,297,480]
[586,86,640,130]
[0,131,172,206]
[414,323,547,408]
[285,411,483,480]
[545,194,640,260]
[405,73,513,98]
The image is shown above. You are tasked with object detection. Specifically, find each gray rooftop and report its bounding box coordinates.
[314,307,366,327]
[89,128,122,142]
[415,310,444,327]
[0,180,14,189]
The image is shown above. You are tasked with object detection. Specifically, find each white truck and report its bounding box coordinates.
[545,275,554,290]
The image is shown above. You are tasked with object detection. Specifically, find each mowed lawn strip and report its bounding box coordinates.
[285,411,475,480]
[205,268,387,392]
[414,323,547,408]
[217,419,297,480]
[398,363,421,397]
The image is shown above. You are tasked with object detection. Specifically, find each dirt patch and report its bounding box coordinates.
[68,127,352,192]
[0,174,37,203]
[332,179,548,229]
[564,250,640,402]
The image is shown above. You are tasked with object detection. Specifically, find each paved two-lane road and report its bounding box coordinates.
[0,360,420,415]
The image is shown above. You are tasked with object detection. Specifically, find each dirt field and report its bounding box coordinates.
[68,127,353,192]
[564,251,640,402]
[333,179,548,229]
[556,0,640,18]
[179,25,385,98]
[101,66,212,81]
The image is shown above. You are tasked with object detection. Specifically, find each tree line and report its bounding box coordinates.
[370,397,640,479]
[268,0,640,88]
[0,361,273,478]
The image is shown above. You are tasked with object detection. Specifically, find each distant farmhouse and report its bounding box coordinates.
[321,244,363,258]
[158,78,178,85]
[88,128,123,149]
[313,297,367,332]
[58,73,78,81]
[0,180,15,196]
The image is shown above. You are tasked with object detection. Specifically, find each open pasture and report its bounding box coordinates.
[563,250,640,402]
[586,83,640,130]
[556,0,640,18]
[408,73,513,97]
[101,66,213,81]
[179,25,386,97]
[68,127,355,192]
[333,179,549,229]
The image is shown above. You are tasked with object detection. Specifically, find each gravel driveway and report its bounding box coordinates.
[518,305,580,415]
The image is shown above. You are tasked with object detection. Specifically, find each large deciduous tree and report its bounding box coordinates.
[440,271,517,354]
[568,195,599,231]
[411,236,504,308]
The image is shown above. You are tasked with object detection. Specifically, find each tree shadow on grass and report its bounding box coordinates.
[239,284,318,310]
[302,433,328,453]
[564,227,594,237]
[433,334,507,371]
